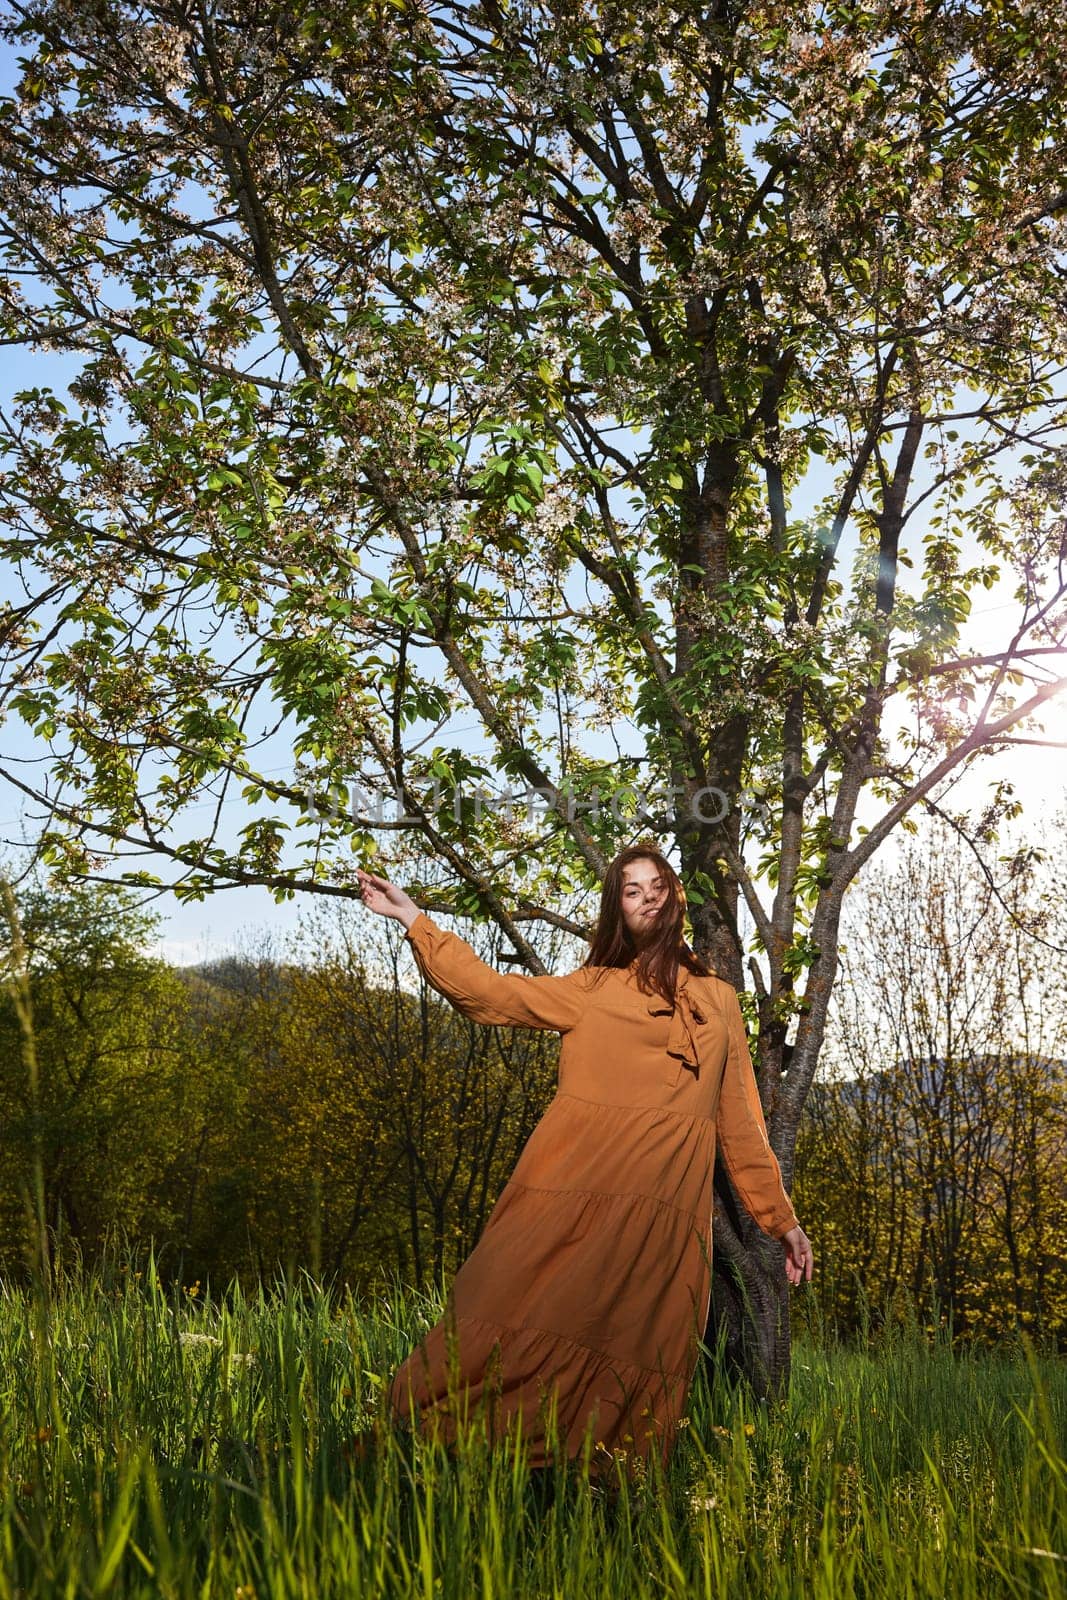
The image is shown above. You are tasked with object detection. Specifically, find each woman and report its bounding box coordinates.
[357,845,813,1472]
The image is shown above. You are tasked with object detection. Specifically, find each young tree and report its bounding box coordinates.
[168,935,292,1285]
[0,875,197,1269]
[1,1,1065,1384]
[796,821,1067,1343]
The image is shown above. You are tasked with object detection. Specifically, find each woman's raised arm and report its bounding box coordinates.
[357,869,585,1033]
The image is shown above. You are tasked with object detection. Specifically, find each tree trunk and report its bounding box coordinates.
[703,1159,791,1398]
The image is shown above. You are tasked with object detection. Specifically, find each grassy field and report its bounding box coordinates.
[0,1256,1063,1599]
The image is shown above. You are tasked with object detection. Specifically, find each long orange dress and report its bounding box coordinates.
[388,912,798,1469]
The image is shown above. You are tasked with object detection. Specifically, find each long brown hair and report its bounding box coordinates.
[583,842,711,1002]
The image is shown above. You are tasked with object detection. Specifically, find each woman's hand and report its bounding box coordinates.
[781,1224,814,1287]
[356,868,420,930]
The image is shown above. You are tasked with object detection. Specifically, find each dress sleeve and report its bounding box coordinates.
[714,980,799,1240]
[404,912,586,1032]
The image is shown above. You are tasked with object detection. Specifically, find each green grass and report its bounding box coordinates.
[0,1252,1063,1599]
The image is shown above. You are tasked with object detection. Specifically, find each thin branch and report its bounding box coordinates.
[841,676,1067,885]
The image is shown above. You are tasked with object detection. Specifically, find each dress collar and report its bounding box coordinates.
[641,965,708,1076]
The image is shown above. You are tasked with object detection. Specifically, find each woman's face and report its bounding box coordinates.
[620,858,669,943]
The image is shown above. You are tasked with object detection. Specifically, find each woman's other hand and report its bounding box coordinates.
[781,1225,814,1287]
[356,868,420,930]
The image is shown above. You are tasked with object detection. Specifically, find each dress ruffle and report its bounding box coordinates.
[390,1311,695,1470]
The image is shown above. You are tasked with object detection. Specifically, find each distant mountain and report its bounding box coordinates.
[176,956,294,1001]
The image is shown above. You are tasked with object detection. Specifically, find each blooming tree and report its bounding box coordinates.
[1,0,1065,1385]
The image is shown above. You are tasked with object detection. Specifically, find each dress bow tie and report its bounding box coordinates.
[646,970,707,1075]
